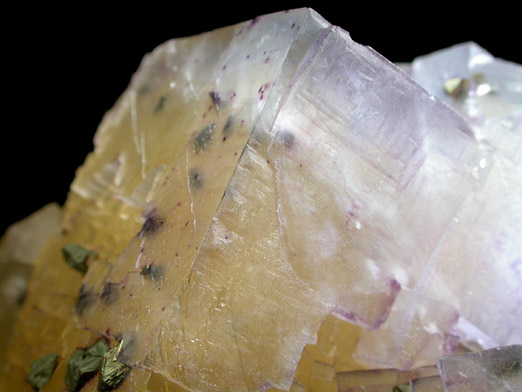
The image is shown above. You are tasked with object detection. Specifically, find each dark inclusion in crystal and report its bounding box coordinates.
[189,168,204,190]
[279,131,295,149]
[154,94,167,112]
[100,282,119,305]
[194,123,216,152]
[154,94,167,113]
[139,214,164,237]
[140,265,163,281]
[209,91,221,108]
[74,284,97,317]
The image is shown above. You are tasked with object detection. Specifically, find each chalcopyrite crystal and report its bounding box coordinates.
[1,8,520,392]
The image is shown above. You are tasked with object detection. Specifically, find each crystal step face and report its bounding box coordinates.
[355,42,522,370]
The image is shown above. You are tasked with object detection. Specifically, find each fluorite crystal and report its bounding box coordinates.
[355,42,522,369]
[0,204,62,364]
[0,8,521,392]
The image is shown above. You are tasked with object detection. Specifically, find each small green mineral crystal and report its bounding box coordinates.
[97,341,131,391]
[65,339,109,391]
[27,353,58,390]
[62,243,94,274]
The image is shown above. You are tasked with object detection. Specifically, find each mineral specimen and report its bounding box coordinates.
[0,8,520,392]
[27,353,58,390]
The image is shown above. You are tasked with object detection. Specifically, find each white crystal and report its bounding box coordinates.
[355,42,522,369]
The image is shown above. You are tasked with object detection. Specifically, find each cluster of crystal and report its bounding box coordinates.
[0,8,520,392]
[355,42,522,369]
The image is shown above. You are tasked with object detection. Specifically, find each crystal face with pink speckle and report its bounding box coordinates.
[68,10,482,390]
[355,42,522,370]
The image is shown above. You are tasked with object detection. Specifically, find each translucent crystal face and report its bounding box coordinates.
[1,9,521,392]
[355,42,522,370]
[439,345,522,391]
[71,11,481,390]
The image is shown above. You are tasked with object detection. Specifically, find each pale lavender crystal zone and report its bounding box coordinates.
[262,26,479,330]
[354,42,522,370]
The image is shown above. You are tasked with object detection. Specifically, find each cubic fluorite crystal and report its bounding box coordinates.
[355,42,522,370]
[0,8,521,392]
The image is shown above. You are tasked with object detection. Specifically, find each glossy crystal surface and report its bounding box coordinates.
[355,42,522,369]
[1,10,520,392]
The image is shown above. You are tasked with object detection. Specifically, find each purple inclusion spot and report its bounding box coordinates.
[334,309,359,323]
[264,57,270,64]
[209,91,221,107]
[258,82,270,101]
[390,278,401,292]
[248,16,261,30]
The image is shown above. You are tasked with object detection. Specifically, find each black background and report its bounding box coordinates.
[2,3,519,235]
